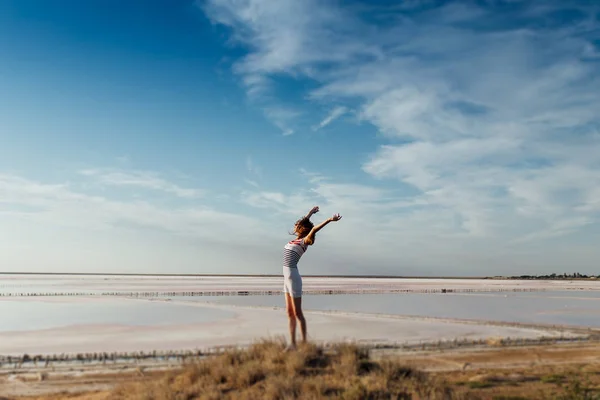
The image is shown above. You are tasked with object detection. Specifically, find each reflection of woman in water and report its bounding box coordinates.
[283,206,342,350]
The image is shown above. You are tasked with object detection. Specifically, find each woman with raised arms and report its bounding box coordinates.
[282,206,342,350]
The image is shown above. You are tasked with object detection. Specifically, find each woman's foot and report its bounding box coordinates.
[284,344,297,352]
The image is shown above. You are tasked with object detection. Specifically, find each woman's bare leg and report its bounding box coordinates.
[292,296,307,343]
[285,293,297,347]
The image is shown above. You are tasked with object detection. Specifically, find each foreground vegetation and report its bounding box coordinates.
[105,340,600,400]
[109,339,462,400]
[7,340,600,399]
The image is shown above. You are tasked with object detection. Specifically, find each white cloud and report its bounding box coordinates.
[202,0,375,135]
[0,173,262,242]
[241,190,311,216]
[262,106,301,135]
[205,0,600,274]
[202,0,375,76]
[313,106,348,131]
[0,171,289,275]
[79,168,203,199]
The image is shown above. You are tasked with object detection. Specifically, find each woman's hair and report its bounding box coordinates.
[290,217,314,239]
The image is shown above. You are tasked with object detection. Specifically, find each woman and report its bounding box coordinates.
[283,205,342,350]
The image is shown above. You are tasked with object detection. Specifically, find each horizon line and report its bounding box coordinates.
[0,272,491,279]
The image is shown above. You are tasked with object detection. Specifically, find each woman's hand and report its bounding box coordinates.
[305,212,343,244]
[309,206,319,215]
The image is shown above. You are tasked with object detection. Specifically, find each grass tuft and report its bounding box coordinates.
[108,340,469,400]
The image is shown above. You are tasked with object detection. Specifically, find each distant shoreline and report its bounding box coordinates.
[0,272,598,280]
[1,272,489,279]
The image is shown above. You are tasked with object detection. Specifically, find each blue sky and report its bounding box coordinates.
[1,0,599,276]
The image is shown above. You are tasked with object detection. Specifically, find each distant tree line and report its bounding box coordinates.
[504,272,599,280]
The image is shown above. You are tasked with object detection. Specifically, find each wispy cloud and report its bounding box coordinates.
[79,168,203,199]
[202,0,374,76]
[0,172,269,246]
[202,0,372,135]
[206,0,600,273]
[262,106,301,136]
[312,106,348,131]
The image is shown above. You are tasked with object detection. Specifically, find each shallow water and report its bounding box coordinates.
[0,299,236,332]
[2,275,600,332]
[171,290,600,328]
[2,275,600,296]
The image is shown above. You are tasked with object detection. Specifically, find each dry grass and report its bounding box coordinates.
[9,341,600,400]
[438,362,600,400]
[107,338,471,400]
